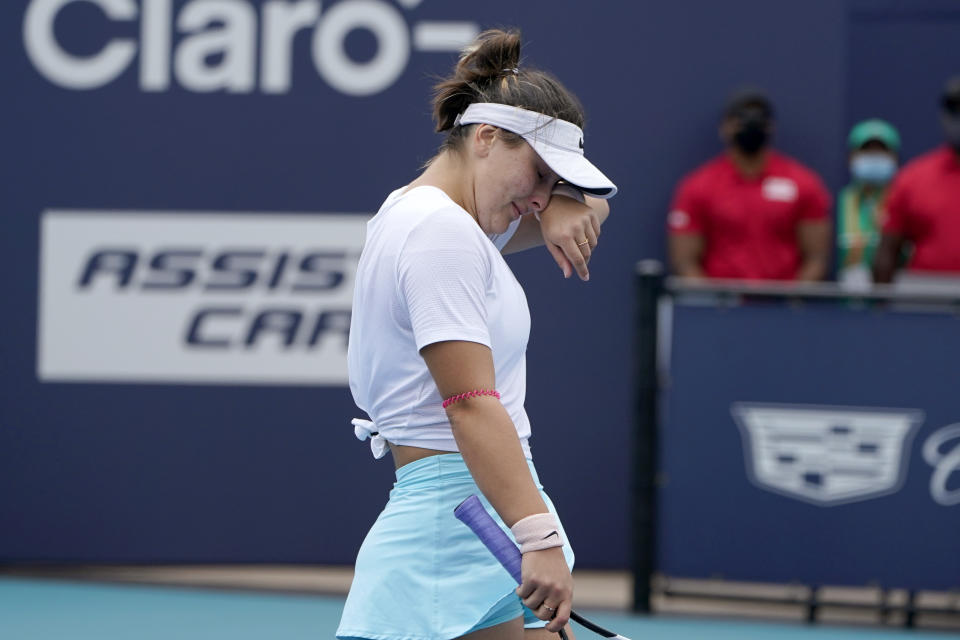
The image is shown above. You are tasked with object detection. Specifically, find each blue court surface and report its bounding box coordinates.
[1,577,957,639]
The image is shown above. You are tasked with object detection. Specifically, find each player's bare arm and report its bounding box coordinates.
[502,194,609,281]
[420,339,574,633]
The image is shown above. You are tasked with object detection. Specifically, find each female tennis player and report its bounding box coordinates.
[338,28,616,640]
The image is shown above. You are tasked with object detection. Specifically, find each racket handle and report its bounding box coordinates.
[455,495,631,640]
[454,495,523,584]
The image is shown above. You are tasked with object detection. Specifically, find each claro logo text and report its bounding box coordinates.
[23,0,478,95]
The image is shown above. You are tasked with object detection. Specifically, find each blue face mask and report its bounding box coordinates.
[850,152,897,185]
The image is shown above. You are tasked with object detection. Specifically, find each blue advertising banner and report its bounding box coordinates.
[658,301,960,590]
[5,0,654,566]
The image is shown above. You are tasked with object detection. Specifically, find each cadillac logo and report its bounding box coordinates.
[733,403,924,507]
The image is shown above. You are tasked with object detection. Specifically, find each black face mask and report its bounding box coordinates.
[733,120,769,155]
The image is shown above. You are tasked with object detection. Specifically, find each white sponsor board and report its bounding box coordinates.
[38,210,367,385]
[733,403,924,506]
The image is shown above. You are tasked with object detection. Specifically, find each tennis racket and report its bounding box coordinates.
[454,495,632,640]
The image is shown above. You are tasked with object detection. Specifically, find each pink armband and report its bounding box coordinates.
[510,512,564,553]
[442,389,501,409]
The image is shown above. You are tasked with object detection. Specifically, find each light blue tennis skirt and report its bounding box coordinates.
[336,453,574,640]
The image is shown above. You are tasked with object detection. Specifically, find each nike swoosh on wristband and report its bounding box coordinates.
[541,531,559,540]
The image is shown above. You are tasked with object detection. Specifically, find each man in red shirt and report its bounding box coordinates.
[668,88,831,280]
[874,76,960,286]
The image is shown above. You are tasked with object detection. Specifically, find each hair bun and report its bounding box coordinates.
[432,29,522,132]
[430,28,584,145]
[455,29,522,83]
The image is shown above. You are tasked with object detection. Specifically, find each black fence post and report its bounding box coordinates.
[632,260,664,613]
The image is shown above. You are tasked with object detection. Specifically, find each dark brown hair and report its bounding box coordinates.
[431,29,585,152]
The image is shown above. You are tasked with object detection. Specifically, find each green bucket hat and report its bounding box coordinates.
[848,119,901,152]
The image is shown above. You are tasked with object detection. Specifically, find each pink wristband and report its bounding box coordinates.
[442,389,501,409]
[510,512,564,553]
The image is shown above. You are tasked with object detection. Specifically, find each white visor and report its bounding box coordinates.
[456,103,617,198]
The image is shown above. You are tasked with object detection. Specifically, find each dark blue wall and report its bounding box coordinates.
[1,0,957,569]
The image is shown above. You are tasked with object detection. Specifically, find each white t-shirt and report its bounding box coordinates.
[347,186,533,458]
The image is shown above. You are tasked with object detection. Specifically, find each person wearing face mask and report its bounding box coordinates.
[874,76,960,289]
[836,119,902,290]
[668,87,831,281]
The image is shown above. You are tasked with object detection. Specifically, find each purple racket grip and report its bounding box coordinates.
[454,494,522,584]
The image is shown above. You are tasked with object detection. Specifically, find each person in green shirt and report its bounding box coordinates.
[836,119,901,289]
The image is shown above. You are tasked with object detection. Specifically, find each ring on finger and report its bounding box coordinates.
[542,604,556,613]
[577,240,589,247]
